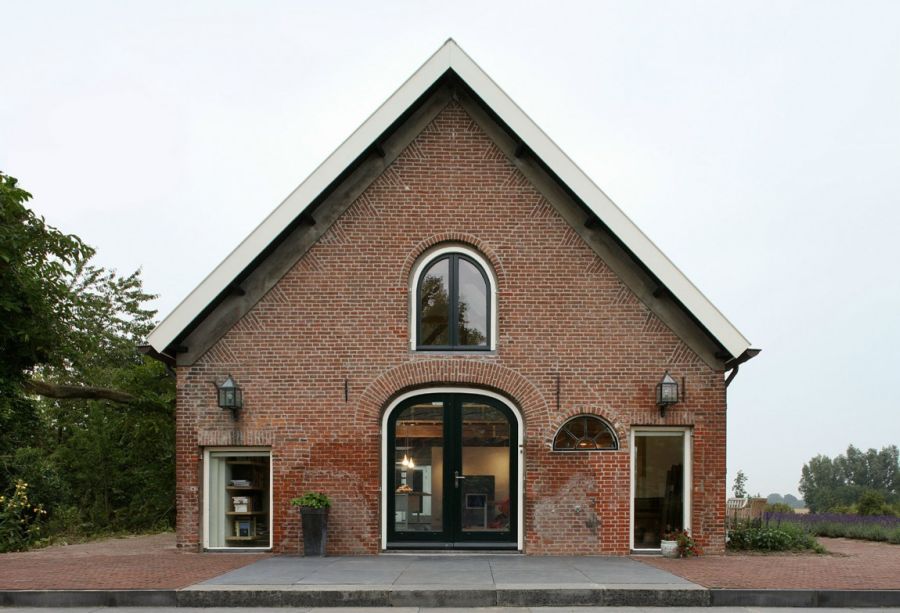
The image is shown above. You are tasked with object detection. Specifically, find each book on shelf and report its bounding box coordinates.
[234,518,254,538]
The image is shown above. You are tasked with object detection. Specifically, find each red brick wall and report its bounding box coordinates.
[174,102,727,555]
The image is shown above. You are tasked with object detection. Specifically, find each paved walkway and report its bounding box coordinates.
[639,537,900,589]
[0,533,268,590]
[198,554,696,588]
[179,555,706,607]
[1,533,898,594]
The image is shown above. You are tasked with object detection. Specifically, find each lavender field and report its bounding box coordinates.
[764,512,900,544]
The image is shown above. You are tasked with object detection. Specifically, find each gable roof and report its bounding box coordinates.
[145,39,755,364]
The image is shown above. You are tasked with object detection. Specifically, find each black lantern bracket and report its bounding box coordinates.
[655,371,681,418]
[216,375,243,420]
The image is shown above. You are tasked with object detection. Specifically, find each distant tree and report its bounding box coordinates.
[766,502,795,514]
[783,493,804,508]
[732,470,748,498]
[799,445,899,513]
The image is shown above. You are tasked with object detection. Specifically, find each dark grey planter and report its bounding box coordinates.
[300,507,329,556]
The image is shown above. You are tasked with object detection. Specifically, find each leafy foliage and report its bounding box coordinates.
[0,172,174,548]
[799,445,899,513]
[0,481,47,552]
[732,469,748,498]
[291,492,332,509]
[728,522,823,552]
[663,529,702,557]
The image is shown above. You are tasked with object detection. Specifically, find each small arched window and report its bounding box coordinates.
[415,249,492,350]
[553,415,618,451]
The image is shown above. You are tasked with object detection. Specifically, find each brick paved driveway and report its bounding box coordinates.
[0,533,269,590]
[3,533,897,591]
[638,537,900,589]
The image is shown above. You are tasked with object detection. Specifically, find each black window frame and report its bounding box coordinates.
[416,253,491,351]
[552,415,619,452]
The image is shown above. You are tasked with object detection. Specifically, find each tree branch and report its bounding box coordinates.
[24,379,137,404]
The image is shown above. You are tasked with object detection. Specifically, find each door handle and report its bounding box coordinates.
[454,470,466,488]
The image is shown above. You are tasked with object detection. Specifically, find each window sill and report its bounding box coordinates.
[410,350,498,357]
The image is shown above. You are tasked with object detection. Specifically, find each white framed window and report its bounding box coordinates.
[409,244,498,351]
[629,428,692,551]
[202,447,272,550]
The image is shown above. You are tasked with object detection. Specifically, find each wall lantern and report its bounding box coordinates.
[216,375,243,419]
[655,371,679,417]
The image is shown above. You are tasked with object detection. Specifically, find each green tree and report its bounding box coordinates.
[1,172,174,542]
[0,173,91,456]
[800,445,899,513]
[732,469,748,498]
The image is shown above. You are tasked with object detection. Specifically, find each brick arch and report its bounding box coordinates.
[399,232,507,287]
[546,406,629,451]
[358,359,551,433]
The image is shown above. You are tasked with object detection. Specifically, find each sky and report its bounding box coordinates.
[2,1,899,498]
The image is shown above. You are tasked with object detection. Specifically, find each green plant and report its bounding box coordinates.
[727,520,824,553]
[664,529,702,557]
[291,492,331,509]
[857,491,894,517]
[0,480,47,552]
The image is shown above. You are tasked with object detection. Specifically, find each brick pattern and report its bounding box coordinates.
[639,537,900,589]
[175,102,728,554]
[0,533,268,589]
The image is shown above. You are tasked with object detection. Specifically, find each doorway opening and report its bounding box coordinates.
[631,428,692,551]
[382,388,523,550]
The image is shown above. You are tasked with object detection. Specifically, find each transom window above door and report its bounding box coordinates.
[412,245,497,351]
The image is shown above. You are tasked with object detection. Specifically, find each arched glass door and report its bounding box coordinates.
[387,393,518,549]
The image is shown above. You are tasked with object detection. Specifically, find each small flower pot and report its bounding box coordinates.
[300,507,329,556]
[660,539,679,558]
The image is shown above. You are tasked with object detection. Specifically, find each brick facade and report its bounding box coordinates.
[175,102,727,555]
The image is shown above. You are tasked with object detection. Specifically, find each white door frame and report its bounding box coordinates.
[380,387,525,550]
[629,427,692,552]
[202,446,273,551]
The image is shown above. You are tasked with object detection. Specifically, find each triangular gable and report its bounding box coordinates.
[146,39,754,366]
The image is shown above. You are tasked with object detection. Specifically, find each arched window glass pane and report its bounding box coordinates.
[457,258,488,347]
[553,416,618,451]
[419,257,450,346]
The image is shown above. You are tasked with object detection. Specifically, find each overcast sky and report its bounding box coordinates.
[3,1,899,498]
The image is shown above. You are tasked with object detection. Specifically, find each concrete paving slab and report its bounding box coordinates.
[394,570,495,585]
[492,573,591,586]
[296,571,404,585]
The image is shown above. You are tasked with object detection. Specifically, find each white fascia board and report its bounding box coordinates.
[148,39,751,359]
[146,43,453,353]
[447,44,751,358]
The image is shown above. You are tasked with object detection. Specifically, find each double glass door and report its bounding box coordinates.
[387,393,518,548]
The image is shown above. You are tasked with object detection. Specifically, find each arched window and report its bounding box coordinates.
[553,415,618,451]
[414,247,494,350]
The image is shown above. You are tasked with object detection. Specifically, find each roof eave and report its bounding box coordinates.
[146,38,753,362]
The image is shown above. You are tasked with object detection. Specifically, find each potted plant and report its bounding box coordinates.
[291,492,331,556]
[660,532,679,558]
[662,529,702,558]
